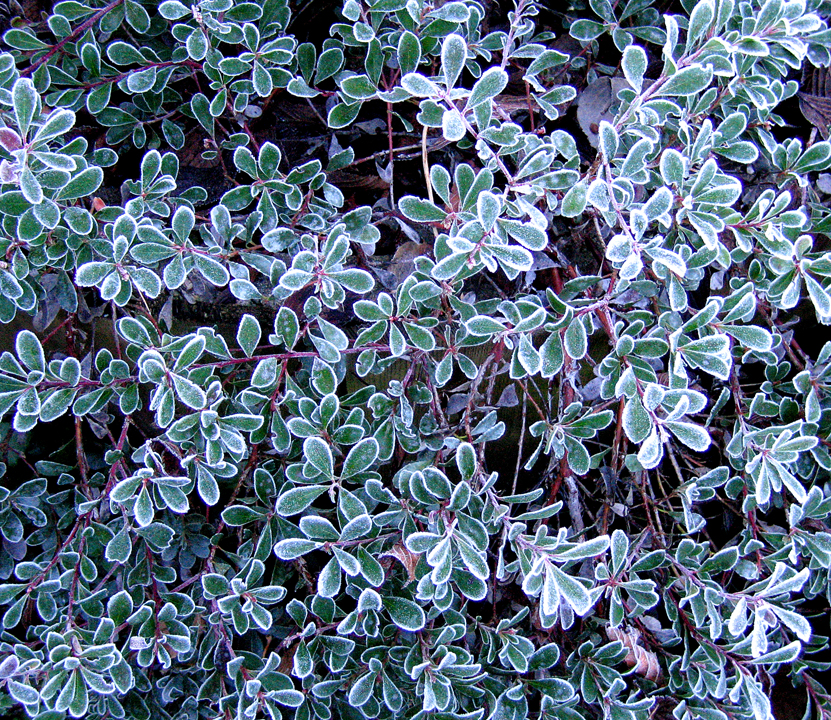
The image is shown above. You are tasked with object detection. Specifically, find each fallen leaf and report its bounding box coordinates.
[799,65,831,139]
[606,625,662,682]
[328,169,390,190]
[386,241,431,286]
[576,77,647,147]
[180,129,221,169]
[497,384,519,407]
[381,542,420,585]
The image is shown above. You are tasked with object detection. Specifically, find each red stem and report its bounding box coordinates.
[20,0,126,78]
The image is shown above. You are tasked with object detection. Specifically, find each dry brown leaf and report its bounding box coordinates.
[180,130,221,169]
[606,625,662,682]
[327,169,390,190]
[576,77,632,148]
[386,242,432,286]
[274,101,321,124]
[492,94,540,122]
[799,65,831,139]
[381,542,420,585]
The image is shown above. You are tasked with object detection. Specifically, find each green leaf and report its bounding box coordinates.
[638,428,664,469]
[8,680,38,706]
[2,29,47,51]
[657,64,713,96]
[749,640,803,665]
[327,101,362,129]
[678,333,732,380]
[197,470,220,506]
[442,108,466,142]
[384,596,425,631]
[202,573,229,598]
[723,325,772,352]
[564,317,587,359]
[19,166,42,205]
[107,41,145,65]
[502,220,547,251]
[275,306,299,349]
[317,557,341,597]
[127,66,157,93]
[540,333,564,377]
[398,31,421,75]
[466,68,508,111]
[253,62,273,97]
[687,0,715,49]
[399,196,446,222]
[794,142,831,173]
[106,526,131,565]
[330,268,374,294]
[16,330,44,373]
[441,33,467,89]
[159,0,190,19]
[598,121,618,160]
[0,584,24,604]
[274,689,304,707]
[466,315,506,336]
[172,372,206,409]
[107,590,134,625]
[287,76,320,98]
[621,45,647,91]
[56,167,103,200]
[33,108,74,146]
[193,253,229,286]
[237,314,261,358]
[304,436,334,478]
[665,421,711,452]
[623,397,652,444]
[12,78,38,139]
[456,442,476,482]
[570,19,605,41]
[342,438,379,478]
[517,334,540,375]
[275,485,328,516]
[489,243,532,272]
[190,93,213,135]
[564,435,590,475]
[125,0,151,32]
[477,191,500,231]
[316,47,344,83]
[715,141,759,163]
[561,181,587,217]
[221,505,265,526]
[549,565,593,616]
[340,74,377,100]
[274,538,320,560]
[134,486,154,527]
[348,672,376,707]
[661,148,685,185]
[770,605,811,642]
[401,72,441,97]
[805,272,831,319]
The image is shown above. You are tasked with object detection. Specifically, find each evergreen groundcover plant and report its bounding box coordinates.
[1,0,831,719]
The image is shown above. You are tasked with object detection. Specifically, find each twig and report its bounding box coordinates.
[422,124,433,205]
[422,124,440,240]
[563,474,585,533]
[20,0,125,77]
[512,382,528,494]
[305,98,327,127]
[386,101,395,208]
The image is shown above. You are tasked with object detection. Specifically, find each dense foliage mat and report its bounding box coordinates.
[1,0,831,719]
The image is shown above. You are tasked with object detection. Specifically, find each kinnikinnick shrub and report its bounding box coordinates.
[0,0,831,719]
